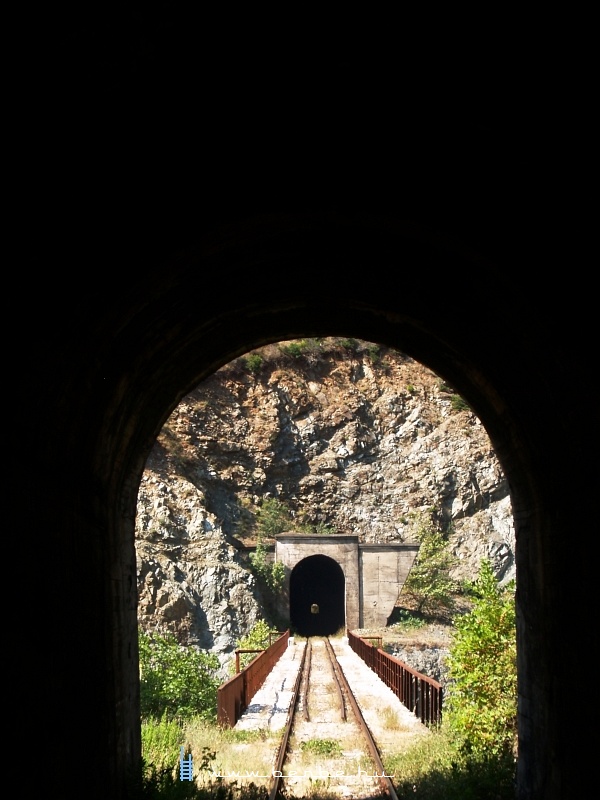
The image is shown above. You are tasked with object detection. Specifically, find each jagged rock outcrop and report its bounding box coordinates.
[386,643,450,687]
[135,339,514,674]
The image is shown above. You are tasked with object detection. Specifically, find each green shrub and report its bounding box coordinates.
[311,521,336,535]
[366,343,381,363]
[247,499,292,605]
[139,629,220,721]
[279,339,322,358]
[230,620,279,674]
[255,497,292,538]
[297,519,337,535]
[450,394,470,412]
[443,559,517,758]
[249,539,285,593]
[337,337,359,351]
[243,353,263,374]
[388,608,427,630]
[400,514,459,617]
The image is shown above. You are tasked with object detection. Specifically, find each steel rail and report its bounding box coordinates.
[323,637,399,800]
[323,635,346,721]
[269,640,308,800]
[269,637,400,800]
[301,639,312,721]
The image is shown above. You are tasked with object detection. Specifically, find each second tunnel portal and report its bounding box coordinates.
[290,554,345,636]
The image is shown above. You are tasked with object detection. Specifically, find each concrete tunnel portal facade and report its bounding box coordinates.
[275,534,420,633]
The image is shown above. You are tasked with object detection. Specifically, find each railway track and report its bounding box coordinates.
[269,636,399,800]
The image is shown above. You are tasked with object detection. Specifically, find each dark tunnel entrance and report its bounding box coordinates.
[290,554,345,636]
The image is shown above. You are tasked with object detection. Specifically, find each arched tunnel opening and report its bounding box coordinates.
[289,554,345,636]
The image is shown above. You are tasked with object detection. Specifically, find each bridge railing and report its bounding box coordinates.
[347,629,443,726]
[217,629,290,727]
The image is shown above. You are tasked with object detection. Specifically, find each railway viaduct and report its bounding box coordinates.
[20,21,592,800]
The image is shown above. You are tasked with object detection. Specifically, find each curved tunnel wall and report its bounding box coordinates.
[22,208,594,800]
[290,555,345,636]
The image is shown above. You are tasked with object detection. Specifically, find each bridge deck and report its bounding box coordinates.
[234,636,430,748]
[234,637,306,731]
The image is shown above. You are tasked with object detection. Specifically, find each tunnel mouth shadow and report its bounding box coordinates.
[289,554,345,637]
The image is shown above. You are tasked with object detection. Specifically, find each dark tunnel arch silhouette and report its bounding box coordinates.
[28,206,593,799]
[289,554,345,636]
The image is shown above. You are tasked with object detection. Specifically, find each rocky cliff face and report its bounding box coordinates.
[135,339,514,675]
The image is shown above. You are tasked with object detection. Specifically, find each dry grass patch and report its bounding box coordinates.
[380,707,405,731]
[356,693,374,711]
[183,718,278,787]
